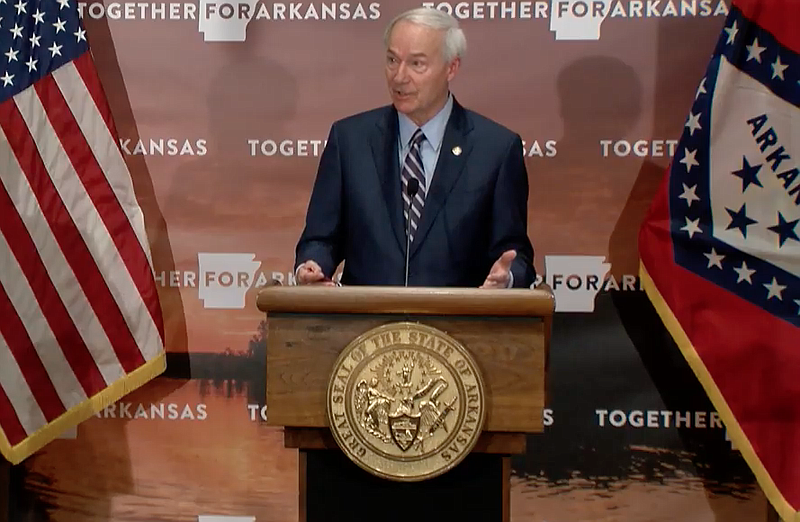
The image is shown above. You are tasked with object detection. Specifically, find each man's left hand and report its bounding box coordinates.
[480,250,516,289]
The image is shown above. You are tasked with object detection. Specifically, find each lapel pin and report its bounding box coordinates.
[452,146,462,156]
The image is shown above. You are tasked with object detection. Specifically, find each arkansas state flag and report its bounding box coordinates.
[639,1,800,520]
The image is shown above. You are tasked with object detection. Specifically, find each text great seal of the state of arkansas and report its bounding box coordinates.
[326,322,486,481]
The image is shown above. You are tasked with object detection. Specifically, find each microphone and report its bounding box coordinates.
[404,178,419,286]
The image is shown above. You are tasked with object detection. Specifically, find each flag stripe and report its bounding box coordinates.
[0,97,114,398]
[65,56,155,272]
[0,142,99,418]
[26,77,148,374]
[66,56,161,298]
[0,108,127,389]
[0,182,94,415]
[54,62,164,358]
[0,243,67,426]
[0,378,27,445]
[26,72,162,366]
[50,64,163,357]
[71,52,119,141]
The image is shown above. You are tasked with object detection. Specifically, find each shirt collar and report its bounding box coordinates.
[397,93,453,153]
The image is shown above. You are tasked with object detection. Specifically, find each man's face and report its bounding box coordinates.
[385,20,459,126]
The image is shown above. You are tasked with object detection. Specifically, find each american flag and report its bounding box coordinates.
[639,0,799,519]
[0,0,165,464]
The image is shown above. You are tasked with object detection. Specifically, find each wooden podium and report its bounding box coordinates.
[256,285,553,522]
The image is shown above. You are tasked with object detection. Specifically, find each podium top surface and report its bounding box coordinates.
[256,285,554,317]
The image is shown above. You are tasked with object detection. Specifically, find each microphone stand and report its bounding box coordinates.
[404,178,419,287]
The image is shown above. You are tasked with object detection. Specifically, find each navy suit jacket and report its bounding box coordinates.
[295,98,536,288]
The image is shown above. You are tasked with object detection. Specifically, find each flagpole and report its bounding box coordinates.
[0,457,8,522]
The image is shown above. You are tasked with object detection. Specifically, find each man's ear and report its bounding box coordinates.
[446,57,461,82]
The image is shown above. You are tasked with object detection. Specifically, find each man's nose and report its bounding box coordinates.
[393,63,409,82]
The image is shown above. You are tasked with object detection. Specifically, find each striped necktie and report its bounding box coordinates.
[401,129,426,243]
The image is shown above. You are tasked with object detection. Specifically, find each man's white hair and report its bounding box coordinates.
[383,7,467,63]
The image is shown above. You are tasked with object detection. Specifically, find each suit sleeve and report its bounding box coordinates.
[294,123,344,278]
[489,134,537,288]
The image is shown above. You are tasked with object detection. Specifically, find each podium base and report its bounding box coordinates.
[300,449,509,522]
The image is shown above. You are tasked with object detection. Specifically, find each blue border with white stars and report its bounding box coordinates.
[669,5,800,327]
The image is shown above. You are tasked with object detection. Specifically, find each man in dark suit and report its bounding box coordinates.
[295,7,535,288]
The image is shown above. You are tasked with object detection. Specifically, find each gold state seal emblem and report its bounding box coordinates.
[326,322,486,481]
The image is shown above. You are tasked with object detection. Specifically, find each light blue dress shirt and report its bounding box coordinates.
[397,93,454,190]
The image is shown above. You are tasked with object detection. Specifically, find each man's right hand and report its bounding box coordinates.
[296,260,335,286]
